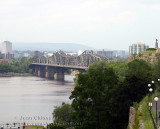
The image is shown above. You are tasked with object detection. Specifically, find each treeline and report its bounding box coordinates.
[48,58,160,129]
[0,56,38,73]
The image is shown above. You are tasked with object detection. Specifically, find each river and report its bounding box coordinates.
[0,75,74,126]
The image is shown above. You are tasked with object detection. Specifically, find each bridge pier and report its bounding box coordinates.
[35,67,39,76]
[54,68,65,81]
[46,66,55,80]
[54,73,64,81]
[29,64,87,81]
[37,66,46,77]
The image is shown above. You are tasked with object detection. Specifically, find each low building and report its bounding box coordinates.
[95,50,113,59]
[30,51,44,57]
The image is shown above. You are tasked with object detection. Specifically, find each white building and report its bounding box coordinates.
[2,41,13,54]
[1,41,14,59]
[129,43,149,56]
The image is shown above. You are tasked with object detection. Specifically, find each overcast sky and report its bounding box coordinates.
[0,0,160,50]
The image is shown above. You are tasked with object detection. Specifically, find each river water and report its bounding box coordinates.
[0,75,74,126]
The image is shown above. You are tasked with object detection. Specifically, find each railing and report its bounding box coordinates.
[0,123,47,129]
[0,123,24,129]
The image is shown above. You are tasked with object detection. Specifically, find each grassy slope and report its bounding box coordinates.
[140,96,154,129]
[134,91,160,129]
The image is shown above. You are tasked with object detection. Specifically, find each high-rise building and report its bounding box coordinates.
[129,43,149,56]
[2,41,12,54]
[1,41,14,59]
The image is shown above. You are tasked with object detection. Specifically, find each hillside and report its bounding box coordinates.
[11,43,96,52]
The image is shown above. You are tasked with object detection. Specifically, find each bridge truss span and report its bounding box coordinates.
[37,50,108,67]
[30,50,108,81]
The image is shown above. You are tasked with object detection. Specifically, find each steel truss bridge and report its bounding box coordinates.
[29,50,108,81]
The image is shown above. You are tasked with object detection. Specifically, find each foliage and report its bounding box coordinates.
[0,55,3,59]
[70,61,119,129]
[53,102,74,128]
[133,102,139,111]
[0,56,38,73]
[0,63,12,73]
[134,96,155,129]
[138,53,142,57]
[47,123,66,129]
[127,59,152,75]
[153,57,160,80]
[146,48,156,51]
[134,110,141,129]
[107,60,128,79]
[107,70,152,128]
[123,72,152,102]
[124,60,153,102]
[113,57,126,63]
[69,59,155,129]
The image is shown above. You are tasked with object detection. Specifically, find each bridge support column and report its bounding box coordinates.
[54,73,64,81]
[38,66,46,77]
[54,68,65,81]
[35,66,39,76]
[46,67,55,80]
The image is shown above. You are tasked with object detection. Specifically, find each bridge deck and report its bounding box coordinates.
[29,63,88,70]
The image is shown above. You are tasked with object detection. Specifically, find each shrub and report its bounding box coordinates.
[146,48,156,51]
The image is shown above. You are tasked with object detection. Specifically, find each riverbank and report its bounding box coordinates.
[0,73,33,77]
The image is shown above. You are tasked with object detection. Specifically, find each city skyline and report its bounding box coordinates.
[0,0,160,50]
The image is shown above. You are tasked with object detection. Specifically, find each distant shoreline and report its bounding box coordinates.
[0,73,33,77]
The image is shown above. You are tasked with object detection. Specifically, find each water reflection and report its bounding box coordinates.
[0,75,74,124]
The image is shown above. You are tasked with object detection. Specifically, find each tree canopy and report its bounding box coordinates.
[70,61,119,129]
[69,59,154,129]
[53,102,74,128]
[0,56,39,73]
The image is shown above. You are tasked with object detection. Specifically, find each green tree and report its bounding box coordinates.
[0,64,13,73]
[153,57,160,80]
[106,60,153,129]
[70,61,119,129]
[29,56,39,63]
[53,102,74,128]
[126,59,153,101]
[107,60,128,79]
[0,55,3,59]
[127,59,152,75]
[123,72,152,102]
